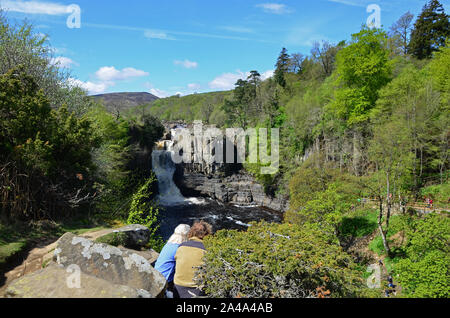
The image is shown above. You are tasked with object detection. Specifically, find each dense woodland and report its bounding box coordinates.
[0,0,449,298]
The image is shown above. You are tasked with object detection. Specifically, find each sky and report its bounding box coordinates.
[0,0,448,97]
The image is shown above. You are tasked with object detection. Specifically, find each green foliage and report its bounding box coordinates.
[126,176,164,252]
[148,91,230,124]
[330,27,392,126]
[274,48,290,87]
[196,222,370,298]
[369,235,387,255]
[0,68,100,220]
[95,232,128,247]
[339,209,378,238]
[0,13,94,113]
[420,182,450,207]
[427,43,450,106]
[409,0,449,59]
[394,214,450,297]
[286,160,364,237]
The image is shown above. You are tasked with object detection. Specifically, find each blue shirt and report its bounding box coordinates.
[155,242,180,282]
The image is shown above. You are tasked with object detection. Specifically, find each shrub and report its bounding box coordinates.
[0,68,100,221]
[126,176,164,252]
[195,222,370,298]
[394,213,450,298]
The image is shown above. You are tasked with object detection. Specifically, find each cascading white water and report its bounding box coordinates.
[152,149,186,206]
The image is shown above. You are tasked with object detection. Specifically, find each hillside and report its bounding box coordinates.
[93,92,159,114]
[148,91,232,124]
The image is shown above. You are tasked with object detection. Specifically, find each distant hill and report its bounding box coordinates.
[92,92,159,114]
[149,91,232,124]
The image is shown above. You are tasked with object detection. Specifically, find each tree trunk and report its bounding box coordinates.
[378,196,391,255]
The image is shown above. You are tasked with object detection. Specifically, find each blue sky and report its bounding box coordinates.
[1,0,448,97]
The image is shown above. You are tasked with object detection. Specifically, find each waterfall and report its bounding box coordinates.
[152,149,186,206]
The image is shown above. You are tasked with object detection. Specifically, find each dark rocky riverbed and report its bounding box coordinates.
[157,199,283,241]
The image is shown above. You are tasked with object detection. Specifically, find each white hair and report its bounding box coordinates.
[167,224,190,245]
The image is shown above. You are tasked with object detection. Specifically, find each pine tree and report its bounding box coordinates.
[274,48,290,87]
[409,0,450,59]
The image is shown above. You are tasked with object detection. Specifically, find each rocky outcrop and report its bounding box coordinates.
[5,263,153,298]
[177,169,289,212]
[53,233,166,297]
[160,121,289,212]
[5,232,166,298]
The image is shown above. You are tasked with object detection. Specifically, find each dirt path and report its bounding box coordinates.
[0,228,114,296]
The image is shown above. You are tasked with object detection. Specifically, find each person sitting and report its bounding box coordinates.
[155,224,191,298]
[174,220,212,298]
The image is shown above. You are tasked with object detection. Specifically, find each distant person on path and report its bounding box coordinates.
[174,220,212,298]
[155,224,191,298]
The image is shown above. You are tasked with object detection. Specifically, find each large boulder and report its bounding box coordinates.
[5,263,152,298]
[53,233,166,297]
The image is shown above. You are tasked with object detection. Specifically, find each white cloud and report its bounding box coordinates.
[209,69,275,90]
[149,88,170,98]
[285,26,328,47]
[68,78,110,95]
[67,65,149,95]
[327,0,367,8]
[219,26,254,34]
[50,56,77,68]
[187,83,201,90]
[256,3,292,14]
[95,66,149,82]
[0,0,71,15]
[144,30,176,40]
[209,71,247,90]
[174,59,198,69]
[144,82,171,98]
[261,70,274,80]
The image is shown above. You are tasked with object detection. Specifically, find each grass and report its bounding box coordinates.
[0,216,118,271]
[368,214,408,256]
[368,236,386,255]
[339,209,378,238]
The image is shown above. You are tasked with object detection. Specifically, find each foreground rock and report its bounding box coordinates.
[5,263,152,298]
[53,233,166,297]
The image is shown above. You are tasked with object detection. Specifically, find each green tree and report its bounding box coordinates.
[409,0,450,59]
[222,79,253,127]
[329,27,392,126]
[0,68,99,220]
[0,13,93,114]
[274,48,290,87]
[311,41,343,77]
[367,118,414,255]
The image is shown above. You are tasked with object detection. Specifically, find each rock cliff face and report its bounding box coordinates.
[174,164,288,212]
[160,122,289,212]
